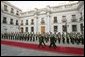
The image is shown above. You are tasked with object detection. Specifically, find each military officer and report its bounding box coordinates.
[49,34,56,48]
[38,34,46,47]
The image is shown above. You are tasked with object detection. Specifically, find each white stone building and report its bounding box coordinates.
[1,1,84,34]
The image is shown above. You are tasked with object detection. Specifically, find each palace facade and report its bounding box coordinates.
[1,1,84,34]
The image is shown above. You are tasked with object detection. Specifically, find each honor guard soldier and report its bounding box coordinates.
[2,33,4,39]
[38,34,46,47]
[45,33,49,43]
[57,32,61,44]
[72,33,75,44]
[49,34,56,48]
[1,33,3,39]
[62,32,65,44]
[81,34,84,45]
[12,33,15,40]
[33,33,35,42]
[3,33,5,39]
[70,32,74,44]
[35,33,38,41]
[75,33,79,44]
[29,34,32,41]
[66,33,69,44]
[27,33,29,41]
[15,32,17,40]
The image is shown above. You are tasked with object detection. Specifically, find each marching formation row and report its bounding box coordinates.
[1,32,84,48]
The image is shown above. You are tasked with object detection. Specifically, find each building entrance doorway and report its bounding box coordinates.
[41,26,45,34]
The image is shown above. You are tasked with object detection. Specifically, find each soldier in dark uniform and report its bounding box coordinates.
[25,34,27,41]
[72,33,75,44]
[75,33,79,44]
[19,33,21,40]
[45,33,49,43]
[23,33,25,41]
[66,33,69,44]
[16,33,18,40]
[15,33,17,40]
[81,34,84,45]
[70,32,74,44]
[12,33,15,40]
[3,33,5,39]
[62,32,65,44]
[5,33,7,39]
[1,33,2,39]
[38,34,46,47]
[35,33,37,41]
[57,32,61,44]
[33,33,35,42]
[49,34,56,48]
[27,33,29,41]
[29,34,32,41]
[10,33,12,40]
[1,33,3,39]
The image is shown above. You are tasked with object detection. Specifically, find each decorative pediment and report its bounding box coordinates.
[39,11,46,14]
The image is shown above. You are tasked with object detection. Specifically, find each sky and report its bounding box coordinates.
[8,1,78,12]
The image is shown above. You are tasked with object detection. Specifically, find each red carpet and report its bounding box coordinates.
[1,40,84,56]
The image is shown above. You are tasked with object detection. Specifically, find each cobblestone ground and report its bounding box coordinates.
[1,44,83,56]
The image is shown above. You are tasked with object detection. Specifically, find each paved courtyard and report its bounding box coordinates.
[1,44,83,56]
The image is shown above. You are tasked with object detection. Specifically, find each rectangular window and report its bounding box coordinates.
[25,27,28,32]
[4,5,8,11]
[3,17,7,24]
[11,8,14,13]
[16,11,19,15]
[62,16,67,23]
[16,20,18,25]
[26,20,28,25]
[54,17,57,23]
[72,25,77,32]
[31,27,34,32]
[72,15,76,19]
[62,25,67,32]
[10,19,13,25]
[80,23,83,31]
[31,19,34,25]
[72,15,77,22]
[54,26,58,32]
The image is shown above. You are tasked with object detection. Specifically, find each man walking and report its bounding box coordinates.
[49,34,56,48]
